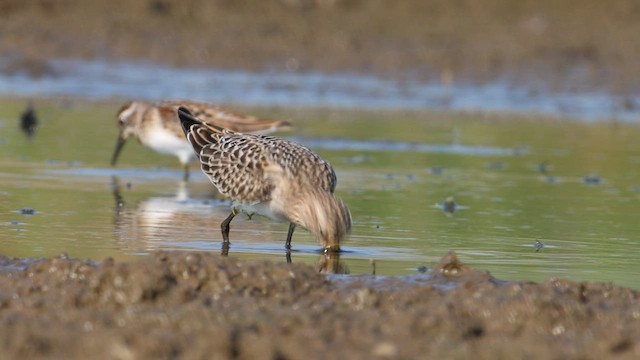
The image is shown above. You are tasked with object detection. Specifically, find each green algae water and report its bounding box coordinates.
[1,99,640,288]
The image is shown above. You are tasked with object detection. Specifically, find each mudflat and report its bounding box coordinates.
[0,251,638,359]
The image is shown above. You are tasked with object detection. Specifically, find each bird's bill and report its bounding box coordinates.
[110,136,127,165]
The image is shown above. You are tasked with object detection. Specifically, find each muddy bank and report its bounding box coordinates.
[2,0,640,94]
[0,251,638,359]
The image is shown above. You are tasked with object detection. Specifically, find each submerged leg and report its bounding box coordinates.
[183,165,190,182]
[221,240,230,257]
[221,209,237,243]
[285,223,296,250]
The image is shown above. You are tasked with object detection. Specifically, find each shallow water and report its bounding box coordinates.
[1,100,640,288]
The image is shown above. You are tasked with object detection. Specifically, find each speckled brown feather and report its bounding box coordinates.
[113,99,293,177]
[178,107,350,250]
[185,120,336,203]
[157,99,292,134]
[116,99,292,141]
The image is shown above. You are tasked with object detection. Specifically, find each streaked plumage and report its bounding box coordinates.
[178,106,350,252]
[111,99,292,180]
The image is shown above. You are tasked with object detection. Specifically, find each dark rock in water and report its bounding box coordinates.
[582,175,602,185]
[19,103,39,139]
[487,161,505,170]
[436,196,460,215]
[443,197,457,214]
[536,161,549,174]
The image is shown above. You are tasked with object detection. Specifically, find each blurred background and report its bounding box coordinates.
[1,0,640,119]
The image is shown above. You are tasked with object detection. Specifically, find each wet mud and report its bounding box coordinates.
[0,251,638,359]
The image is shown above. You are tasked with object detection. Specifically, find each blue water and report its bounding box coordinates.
[1,58,639,122]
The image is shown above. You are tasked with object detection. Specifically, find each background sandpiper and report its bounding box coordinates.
[111,99,292,180]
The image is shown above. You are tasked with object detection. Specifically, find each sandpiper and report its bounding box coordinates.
[111,99,292,180]
[177,106,351,252]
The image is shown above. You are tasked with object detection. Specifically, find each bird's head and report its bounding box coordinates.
[292,189,351,253]
[111,101,150,165]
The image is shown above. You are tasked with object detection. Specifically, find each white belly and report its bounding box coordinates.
[143,129,196,165]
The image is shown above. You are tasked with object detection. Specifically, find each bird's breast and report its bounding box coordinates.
[233,201,288,222]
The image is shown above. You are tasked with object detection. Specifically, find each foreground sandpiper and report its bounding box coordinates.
[178,106,351,252]
[111,99,292,180]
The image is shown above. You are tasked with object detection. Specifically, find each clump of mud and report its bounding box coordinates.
[0,251,639,359]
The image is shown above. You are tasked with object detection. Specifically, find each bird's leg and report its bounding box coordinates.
[221,208,238,243]
[182,165,190,182]
[111,176,125,211]
[285,223,296,250]
[285,250,292,264]
[221,240,230,257]
[237,208,254,220]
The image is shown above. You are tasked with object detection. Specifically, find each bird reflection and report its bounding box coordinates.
[111,176,228,253]
[315,251,349,274]
[111,177,348,273]
[219,239,349,274]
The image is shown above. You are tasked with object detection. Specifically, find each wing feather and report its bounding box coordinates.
[200,135,274,203]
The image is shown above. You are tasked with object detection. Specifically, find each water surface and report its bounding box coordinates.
[1,100,640,288]
[1,59,639,122]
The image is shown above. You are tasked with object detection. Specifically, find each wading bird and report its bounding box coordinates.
[111,99,292,180]
[178,106,350,252]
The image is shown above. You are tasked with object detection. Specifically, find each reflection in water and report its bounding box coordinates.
[111,176,230,253]
[315,252,349,274]
[110,176,349,274]
[218,234,348,274]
